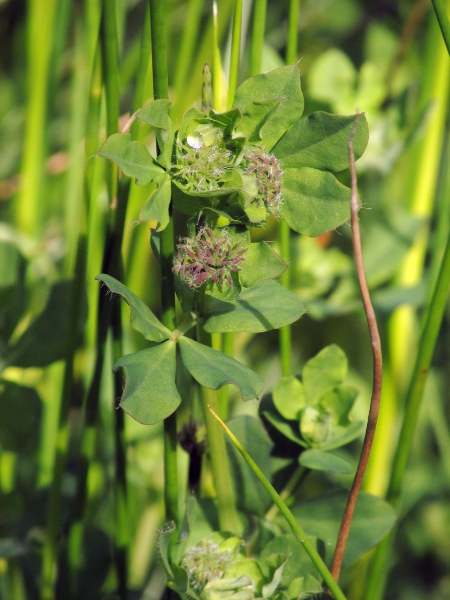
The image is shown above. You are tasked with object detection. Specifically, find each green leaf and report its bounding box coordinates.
[280,168,350,237]
[273,112,368,171]
[203,280,305,333]
[260,535,321,586]
[114,342,181,424]
[233,98,281,142]
[239,242,286,287]
[233,65,304,151]
[95,274,170,342]
[136,99,174,169]
[138,176,172,231]
[178,337,263,401]
[272,376,306,421]
[290,490,397,567]
[319,384,359,425]
[298,449,352,473]
[302,345,347,405]
[97,132,165,185]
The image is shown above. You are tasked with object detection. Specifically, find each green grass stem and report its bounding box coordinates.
[196,325,242,534]
[365,229,450,600]
[208,406,348,600]
[286,0,300,64]
[227,0,243,108]
[173,0,205,99]
[149,0,179,525]
[249,0,267,76]
[431,0,450,53]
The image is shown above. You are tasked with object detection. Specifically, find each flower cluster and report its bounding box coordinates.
[172,226,247,289]
[182,538,241,592]
[243,148,283,217]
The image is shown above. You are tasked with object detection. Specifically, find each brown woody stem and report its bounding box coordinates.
[330,118,383,581]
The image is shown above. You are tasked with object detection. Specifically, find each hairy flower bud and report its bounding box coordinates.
[243,149,283,218]
[172,226,247,289]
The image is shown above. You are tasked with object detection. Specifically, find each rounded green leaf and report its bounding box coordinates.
[280,167,350,236]
[272,376,305,421]
[302,345,347,405]
[233,65,304,151]
[273,112,369,171]
[114,342,181,425]
[97,132,165,186]
[178,337,263,401]
[299,449,353,473]
[96,274,170,342]
[203,280,305,333]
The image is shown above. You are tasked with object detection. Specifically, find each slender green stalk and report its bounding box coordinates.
[227,0,243,108]
[173,0,205,98]
[286,0,300,64]
[41,236,88,600]
[149,0,179,525]
[15,0,58,234]
[196,325,242,534]
[249,0,267,76]
[278,0,300,376]
[431,0,450,53]
[213,1,226,112]
[216,332,234,419]
[365,231,450,600]
[101,0,120,136]
[208,407,348,600]
[279,221,292,377]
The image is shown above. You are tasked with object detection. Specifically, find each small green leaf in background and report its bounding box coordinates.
[280,168,350,237]
[178,336,264,401]
[233,65,304,151]
[273,112,368,172]
[136,99,174,169]
[302,345,347,405]
[203,280,305,333]
[273,376,305,421]
[96,274,170,342]
[290,491,397,567]
[97,132,165,186]
[260,534,322,586]
[299,449,352,474]
[114,341,181,424]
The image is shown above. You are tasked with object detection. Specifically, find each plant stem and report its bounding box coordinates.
[286,0,300,64]
[149,0,179,525]
[249,0,267,76]
[431,0,450,54]
[365,228,450,600]
[208,407,348,600]
[279,220,292,377]
[227,0,243,108]
[196,324,242,534]
[278,0,300,377]
[330,124,383,583]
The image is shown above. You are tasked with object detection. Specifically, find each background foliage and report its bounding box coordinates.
[0,1,449,599]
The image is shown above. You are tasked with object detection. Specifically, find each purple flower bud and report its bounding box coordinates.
[243,148,283,217]
[172,227,247,289]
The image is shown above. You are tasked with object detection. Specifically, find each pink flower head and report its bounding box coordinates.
[244,148,283,217]
[172,226,247,289]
